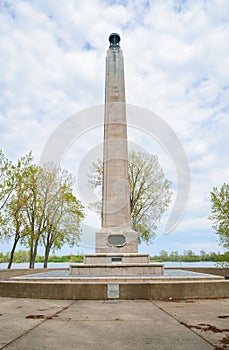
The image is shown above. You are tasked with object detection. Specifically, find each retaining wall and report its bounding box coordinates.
[0,279,228,300]
[0,267,228,300]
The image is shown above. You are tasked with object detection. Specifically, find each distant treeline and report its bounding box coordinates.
[0,249,228,264]
[0,251,83,264]
[150,250,229,263]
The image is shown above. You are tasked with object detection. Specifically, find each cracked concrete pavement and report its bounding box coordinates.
[0,298,228,349]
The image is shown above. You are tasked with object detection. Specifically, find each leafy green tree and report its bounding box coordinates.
[13,250,30,263]
[0,150,14,218]
[19,162,84,268]
[200,250,207,259]
[183,250,200,262]
[38,163,84,268]
[88,151,172,243]
[2,153,84,268]
[20,163,43,268]
[159,250,169,261]
[1,153,34,268]
[129,151,171,242]
[209,183,229,254]
[183,250,195,257]
[170,251,180,261]
[0,252,5,263]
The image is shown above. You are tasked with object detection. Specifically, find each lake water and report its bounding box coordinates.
[0,261,219,269]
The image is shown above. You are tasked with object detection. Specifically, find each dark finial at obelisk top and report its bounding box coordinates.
[109,33,120,48]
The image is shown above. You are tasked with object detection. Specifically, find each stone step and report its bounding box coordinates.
[69,263,164,276]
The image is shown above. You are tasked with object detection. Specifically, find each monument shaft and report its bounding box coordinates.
[102,42,131,228]
[96,33,138,253]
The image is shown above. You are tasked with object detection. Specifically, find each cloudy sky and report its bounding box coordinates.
[0,0,228,256]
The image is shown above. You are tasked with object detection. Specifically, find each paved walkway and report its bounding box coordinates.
[0,298,228,349]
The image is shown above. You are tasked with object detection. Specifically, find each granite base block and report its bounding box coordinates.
[69,263,164,276]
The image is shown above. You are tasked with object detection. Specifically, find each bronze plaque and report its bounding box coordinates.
[107,234,126,247]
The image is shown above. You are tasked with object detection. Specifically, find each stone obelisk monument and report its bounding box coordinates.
[70,34,163,274]
[96,33,138,254]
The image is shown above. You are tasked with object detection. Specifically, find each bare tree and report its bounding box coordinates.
[88,151,172,243]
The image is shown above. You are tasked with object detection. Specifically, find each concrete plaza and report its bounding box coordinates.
[0,297,228,349]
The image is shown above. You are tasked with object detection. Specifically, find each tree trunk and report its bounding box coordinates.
[29,240,34,268]
[43,232,51,268]
[29,236,39,268]
[43,245,51,268]
[7,235,20,269]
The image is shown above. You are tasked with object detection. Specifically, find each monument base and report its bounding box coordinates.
[95,227,138,253]
[69,228,164,276]
[69,262,164,276]
[69,253,164,275]
[84,253,150,264]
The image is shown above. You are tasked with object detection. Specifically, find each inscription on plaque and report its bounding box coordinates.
[107,234,126,247]
[107,284,120,299]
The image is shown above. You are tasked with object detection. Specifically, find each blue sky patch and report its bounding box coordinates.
[83,42,95,51]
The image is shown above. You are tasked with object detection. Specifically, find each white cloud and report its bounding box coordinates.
[0,0,228,254]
